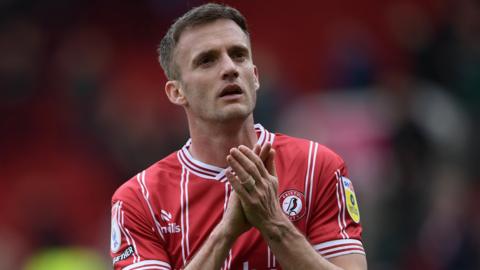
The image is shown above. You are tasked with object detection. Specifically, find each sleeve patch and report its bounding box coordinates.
[111,201,122,252]
[113,245,134,264]
[342,177,360,223]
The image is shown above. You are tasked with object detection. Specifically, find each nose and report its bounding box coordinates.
[221,55,239,81]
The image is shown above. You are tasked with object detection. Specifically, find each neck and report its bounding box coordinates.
[187,115,257,168]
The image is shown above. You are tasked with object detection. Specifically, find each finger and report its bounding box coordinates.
[230,147,264,180]
[238,145,268,178]
[266,149,277,176]
[227,153,252,181]
[241,177,256,192]
[226,167,251,200]
[253,144,261,156]
[259,143,271,163]
[237,145,268,178]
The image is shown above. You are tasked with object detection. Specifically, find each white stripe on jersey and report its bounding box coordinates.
[180,166,187,265]
[118,202,141,263]
[123,226,140,263]
[266,239,277,268]
[307,142,319,223]
[185,170,191,257]
[223,182,229,212]
[142,171,149,199]
[122,259,171,270]
[335,181,345,239]
[222,183,232,270]
[116,202,135,262]
[136,171,165,241]
[337,170,349,238]
[335,170,349,239]
[304,141,314,222]
[228,249,232,269]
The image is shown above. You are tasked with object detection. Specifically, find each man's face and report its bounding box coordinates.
[170,19,259,123]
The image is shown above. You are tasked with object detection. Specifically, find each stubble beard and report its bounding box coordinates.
[210,102,254,123]
[187,84,257,124]
[218,89,257,122]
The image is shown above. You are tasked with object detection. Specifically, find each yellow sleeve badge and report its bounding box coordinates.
[342,177,360,223]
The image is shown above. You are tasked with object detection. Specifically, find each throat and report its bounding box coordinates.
[188,120,257,168]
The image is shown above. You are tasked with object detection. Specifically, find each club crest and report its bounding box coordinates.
[279,190,306,221]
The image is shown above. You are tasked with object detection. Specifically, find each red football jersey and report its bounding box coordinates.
[110,124,365,270]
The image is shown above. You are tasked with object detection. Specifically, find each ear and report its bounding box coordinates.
[165,80,187,106]
[253,65,260,91]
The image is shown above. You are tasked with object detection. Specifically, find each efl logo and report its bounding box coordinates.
[279,190,306,221]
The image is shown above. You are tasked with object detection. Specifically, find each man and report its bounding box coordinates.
[110,3,367,270]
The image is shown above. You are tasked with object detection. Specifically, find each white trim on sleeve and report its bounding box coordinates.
[313,239,365,259]
[122,260,171,270]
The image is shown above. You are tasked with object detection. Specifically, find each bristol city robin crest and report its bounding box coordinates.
[279,190,306,221]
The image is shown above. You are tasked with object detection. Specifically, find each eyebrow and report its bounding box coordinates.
[191,44,251,67]
[228,45,250,57]
[192,49,218,67]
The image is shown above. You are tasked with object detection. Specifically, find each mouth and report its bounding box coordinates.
[219,84,243,98]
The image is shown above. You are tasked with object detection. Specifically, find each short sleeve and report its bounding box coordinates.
[110,190,171,270]
[306,149,365,259]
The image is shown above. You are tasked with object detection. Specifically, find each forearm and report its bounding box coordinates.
[183,222,234,270]
[261,216,342,270]
[226,145,366,269]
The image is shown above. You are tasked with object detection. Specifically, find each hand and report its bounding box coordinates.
[226,143,285,233]
[219,180,251,240]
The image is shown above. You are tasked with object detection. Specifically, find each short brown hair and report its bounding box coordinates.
[157,3,249,80]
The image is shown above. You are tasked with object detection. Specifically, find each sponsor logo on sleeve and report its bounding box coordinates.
[111,202,122,253]
[342,177,360,223]
[112,245,135,264]
[279,190,306,221]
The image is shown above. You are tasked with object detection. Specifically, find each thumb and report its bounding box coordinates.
[266,149,277,176]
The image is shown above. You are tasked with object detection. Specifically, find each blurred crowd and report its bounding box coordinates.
[1,0,479,269]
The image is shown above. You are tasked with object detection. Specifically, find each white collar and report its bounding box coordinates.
[177,124,275,181]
